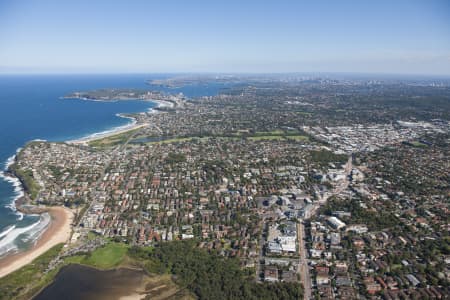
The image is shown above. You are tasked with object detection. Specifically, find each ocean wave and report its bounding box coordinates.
[146,100,170,114]
[0,243,18,257]
[0,213,50,257]
[16,211,24,221]
[0,225,15,239]
[19,213,50,244]
[0,169,25,213]
[0,146,27,220]
[3,147,21,171]
[116,113,137,123]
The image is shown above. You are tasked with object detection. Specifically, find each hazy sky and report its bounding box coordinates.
[0,0,449,74]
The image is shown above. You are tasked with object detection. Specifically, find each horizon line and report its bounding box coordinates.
[1,71,450,78]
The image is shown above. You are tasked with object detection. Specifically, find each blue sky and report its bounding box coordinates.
[0,0,449,74]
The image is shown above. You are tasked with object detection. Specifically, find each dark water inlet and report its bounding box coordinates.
[34,264,147,300]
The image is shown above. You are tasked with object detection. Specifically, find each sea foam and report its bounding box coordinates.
[0,148,26,221]
[0,225,15,239]
[0,214,49,257]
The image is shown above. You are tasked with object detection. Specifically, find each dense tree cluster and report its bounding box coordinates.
[128,241,303,300]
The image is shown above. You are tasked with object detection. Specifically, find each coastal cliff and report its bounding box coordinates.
[5,142,45,214]
[7,160,40,202]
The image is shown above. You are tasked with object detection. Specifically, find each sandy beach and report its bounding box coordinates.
[0,98,171,279]
[0,206,73,278]
[67,122,149,146]
[66,99,173,146]
[151,99,174,109]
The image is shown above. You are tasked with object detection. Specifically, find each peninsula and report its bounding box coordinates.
[63,88,185,108]
[1,76,449,300]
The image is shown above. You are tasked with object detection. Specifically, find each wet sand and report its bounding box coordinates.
[0,207,73,278]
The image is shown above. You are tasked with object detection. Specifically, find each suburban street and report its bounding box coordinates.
[298,155,353,299]
[297,221,311,300]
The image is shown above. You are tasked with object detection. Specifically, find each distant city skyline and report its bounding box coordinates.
[0,0,449,75]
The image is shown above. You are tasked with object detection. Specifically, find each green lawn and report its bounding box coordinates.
[147,136,238,144]
[82,242,128,269]
[148,137,194,144]
[89,128,140,148]
[248,133,309,142]
[254,130,285,136]
[62,242,129,269]
[0,244,64,300]
[409,141,428,148]
[8,164,40,200]
[0,242,130,300]
[285,129,300,135]
[248,135,285,141]
[63,255,86,265]
[286,135,309,141]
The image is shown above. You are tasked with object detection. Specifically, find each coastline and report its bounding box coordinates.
[0,206,73,278]
[66,99,172,145]
[0,97,169,276]
[0,161,24,220]
[67,120,149,146]
[150,99,174,109]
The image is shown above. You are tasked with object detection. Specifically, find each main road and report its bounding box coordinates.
[297,221,311,299]
[298,155,353,299]
[75,127,145,229]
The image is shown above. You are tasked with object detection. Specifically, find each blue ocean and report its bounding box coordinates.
[0,74,226,256]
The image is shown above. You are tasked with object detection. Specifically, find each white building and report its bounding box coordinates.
[328,216,346,230]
